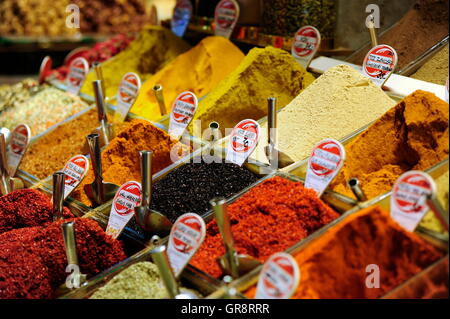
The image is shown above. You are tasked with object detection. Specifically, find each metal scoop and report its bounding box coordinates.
[134,150,173,236]
[52,172,65,221]
[211,197,261,279]
[153,84,167,116]
[264,97,295,169]
[0,133,13,195]
[151,244,198,299]
[83,133,118,206]
[348,178,368,202]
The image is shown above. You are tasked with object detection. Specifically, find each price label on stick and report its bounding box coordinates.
[39,56,52,84]
[66,57,89,95]
[304,139,345,197]
[167,213,206,277]
[362,44,398,87]
[106,181,142,239]
[291,26,321,69]
[169,91,198,139]
[171,0,192,37]
[256,252,300,299]
[61,155,89,199]
[7,124,31,177]
[115,72,141,123]
[226,119,260,166]
[390,171,436,232]
[214,0,240,39]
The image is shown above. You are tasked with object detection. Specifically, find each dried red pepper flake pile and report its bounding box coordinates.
[0,218,126,299]
[0,189,73,235]
[189,176,340,279]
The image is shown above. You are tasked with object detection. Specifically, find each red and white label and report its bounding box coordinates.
[106,181,142,239]
[39,56,53,84]
[226,119,260,166]
[291,26,321,68]
[390,171,436,232]
[167,213,206,277]
[169,91,198,139]
[115,72,141,122]
[214,0,240,39]
[305,139,345,197]
[7,124,31,177]
[255,252,300,299]
[66,57,89,95]
[61,155,89,199]
[171,0,193,37]
[362,44,398,87]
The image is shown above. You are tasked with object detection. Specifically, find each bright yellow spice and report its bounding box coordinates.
[80,26,191,98]
[131,36,244,120]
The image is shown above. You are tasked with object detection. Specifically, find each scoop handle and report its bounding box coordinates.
[140,150,153,208]
[61,221,79,266]
[0,133,12,195]
[151,245,180,299]
[52,172,65,221]
[86,133,104,203]
[93,80,110,145]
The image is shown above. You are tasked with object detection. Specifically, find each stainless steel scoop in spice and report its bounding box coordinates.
[211,197,262,278]
[134,150,173,237]
[84,133,119,206]
[52,172,65,221]
[93,80,112,146]
[426,193,449,232]
[151,245,198,299]
[93,62,106,99]
[154,84,167,115]
[264,97,295,169]
[0,133,13,195]
[348,178,368,202]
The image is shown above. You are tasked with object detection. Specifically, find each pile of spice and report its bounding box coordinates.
[0,189,73,234]
[0,87,90,135]
[330,90,449,200]
[90,261,200,299]
[80,26,191,98]
[246,206,443,299]
[72,119,190,207]
[51,34,135,82]
[0,79,42,114]
[411,45,449,85]
[420,171,449,234]
[188,46,315,134]
[0,218,126,299]
[149,158,260,223]
[189,176,339,279]
[252,64,396,163]
[131,36,244,121]
[349,0,449,70]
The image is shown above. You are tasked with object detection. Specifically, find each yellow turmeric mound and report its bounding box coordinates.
[80,26,191,98]
[130,36,244,120]
[331,90,449,200]
[188,46,315,134]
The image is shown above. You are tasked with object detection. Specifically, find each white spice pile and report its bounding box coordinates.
[252,64,396,163]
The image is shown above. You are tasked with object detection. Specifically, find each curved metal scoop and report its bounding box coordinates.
[134,150,173,237]
[211,197,262,279]
[264,97,295,168]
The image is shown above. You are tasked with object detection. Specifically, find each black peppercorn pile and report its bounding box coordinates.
[150,159,260,223]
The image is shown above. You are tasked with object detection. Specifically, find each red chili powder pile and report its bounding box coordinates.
[0,189,73,235]
[0,218,126,299]
[189,176,339,279]
[245,206,443,299]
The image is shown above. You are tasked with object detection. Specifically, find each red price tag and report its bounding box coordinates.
[7,124,31,177]
[169,91,198,139]
[39,56,53,84]
[362,44,398,86]
[291,26,321,68]
[61,155,89,199]
[66,57,89,95]
[115,72,141,122]
[214,0,240,38]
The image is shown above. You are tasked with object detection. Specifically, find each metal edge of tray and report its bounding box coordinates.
[59,243,225,299]
[397,36,449,77]
[221,176,449,299]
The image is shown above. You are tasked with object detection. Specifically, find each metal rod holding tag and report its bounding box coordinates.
[153,84,167,115]
[52,172,65,221]
[93,80,111,145]
[348,178,368,202]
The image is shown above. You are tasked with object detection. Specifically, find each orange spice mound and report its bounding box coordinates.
[246,206,443,299]
[331,90,449,200]
[72,119,190,207]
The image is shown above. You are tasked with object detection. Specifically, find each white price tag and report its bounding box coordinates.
[61,155,89,199]
[66,57,89,95]
[291,26,321,69]
[167,213,206,277]
[106,181,142,239]
[214,0,240,39]
[115,72,141,122]
[169,91,198,139]
[171,0,192,37]
[305,139,345,197]
[226,119,260,166]
[39,56,52,84]
[255,252,300,299]
[390,171,436,232]
[362,44,398,87]
[7,124,31,177]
